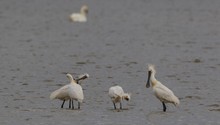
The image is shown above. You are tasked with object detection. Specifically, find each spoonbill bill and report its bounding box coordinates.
[109,85,131,110]
[50,73,84,109]
[69,5,88,22]
[146,64,180,112]
[75,73,89,84]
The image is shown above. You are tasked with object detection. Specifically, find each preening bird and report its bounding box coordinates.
[69,5,88,22]
[146,64,180,112]
[108,85,131,110]
[50,73,84,109]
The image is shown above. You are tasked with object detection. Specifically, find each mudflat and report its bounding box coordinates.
[0,0,220,124]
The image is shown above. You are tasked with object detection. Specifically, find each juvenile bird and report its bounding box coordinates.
[109,85,131,110]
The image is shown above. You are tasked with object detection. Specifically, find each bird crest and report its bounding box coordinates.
[123,93,131,101]
[147,64,156,73]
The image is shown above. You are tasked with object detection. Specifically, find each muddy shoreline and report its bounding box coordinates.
[0,0,220,124]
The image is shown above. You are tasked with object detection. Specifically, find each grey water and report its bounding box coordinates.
[0,0,220,124]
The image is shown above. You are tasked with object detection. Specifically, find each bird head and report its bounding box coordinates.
[123,93,131,101]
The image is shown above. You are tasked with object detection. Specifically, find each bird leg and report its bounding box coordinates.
[61,100,65,108]
[72,100,74,109]
[162,102,166,112]
[120,102,122,109]
[78,102,80,109]
[69,100,71,109]
[113,102,116,110]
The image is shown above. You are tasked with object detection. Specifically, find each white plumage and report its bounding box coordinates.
[109,85,131,110]
[50,85,71,100]
[146,64,179,112]
[50,73,84,109]
[69,5,88,22]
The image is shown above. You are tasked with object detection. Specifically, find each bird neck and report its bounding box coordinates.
[150,72,157,87]
[122,93,127,98]
[68,75,76,84]
[81,10,87,16]
[122,93,130,101]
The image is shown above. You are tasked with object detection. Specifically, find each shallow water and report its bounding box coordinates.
[0,0,220,125]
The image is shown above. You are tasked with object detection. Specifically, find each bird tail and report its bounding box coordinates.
[173,96,180,106]
[69,15,74,22]
[50,90,58,100]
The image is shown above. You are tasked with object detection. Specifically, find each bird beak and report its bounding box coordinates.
[146,71,151,88]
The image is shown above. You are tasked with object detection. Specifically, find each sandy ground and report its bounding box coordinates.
[0,0,220,124]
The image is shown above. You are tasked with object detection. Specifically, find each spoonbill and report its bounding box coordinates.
[68,73,89,108]
[50,73,84,109]
[108,85,131,110]
[69,5,88,22]
[146,64,180,112]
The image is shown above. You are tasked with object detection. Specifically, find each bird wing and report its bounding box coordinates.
[68,84,84,102]
[50,85,71,100]
[109,86,124,97]
[108,86,125,102]
[153,85,176,103]
[70,13,86,22]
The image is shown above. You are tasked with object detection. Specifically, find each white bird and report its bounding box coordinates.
[69,5,88,22]
[55,73,88,109]
[50,73,84,109]
[108,85,131,110]
[146,64,180,112]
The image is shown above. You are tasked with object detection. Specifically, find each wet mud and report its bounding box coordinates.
[0,0,220,125]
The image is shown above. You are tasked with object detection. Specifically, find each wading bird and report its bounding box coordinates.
[50,73,84,109]
[69,5,88,22]
[109,85,131,110]
[67,73,89,108]
[146,64,179,112]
